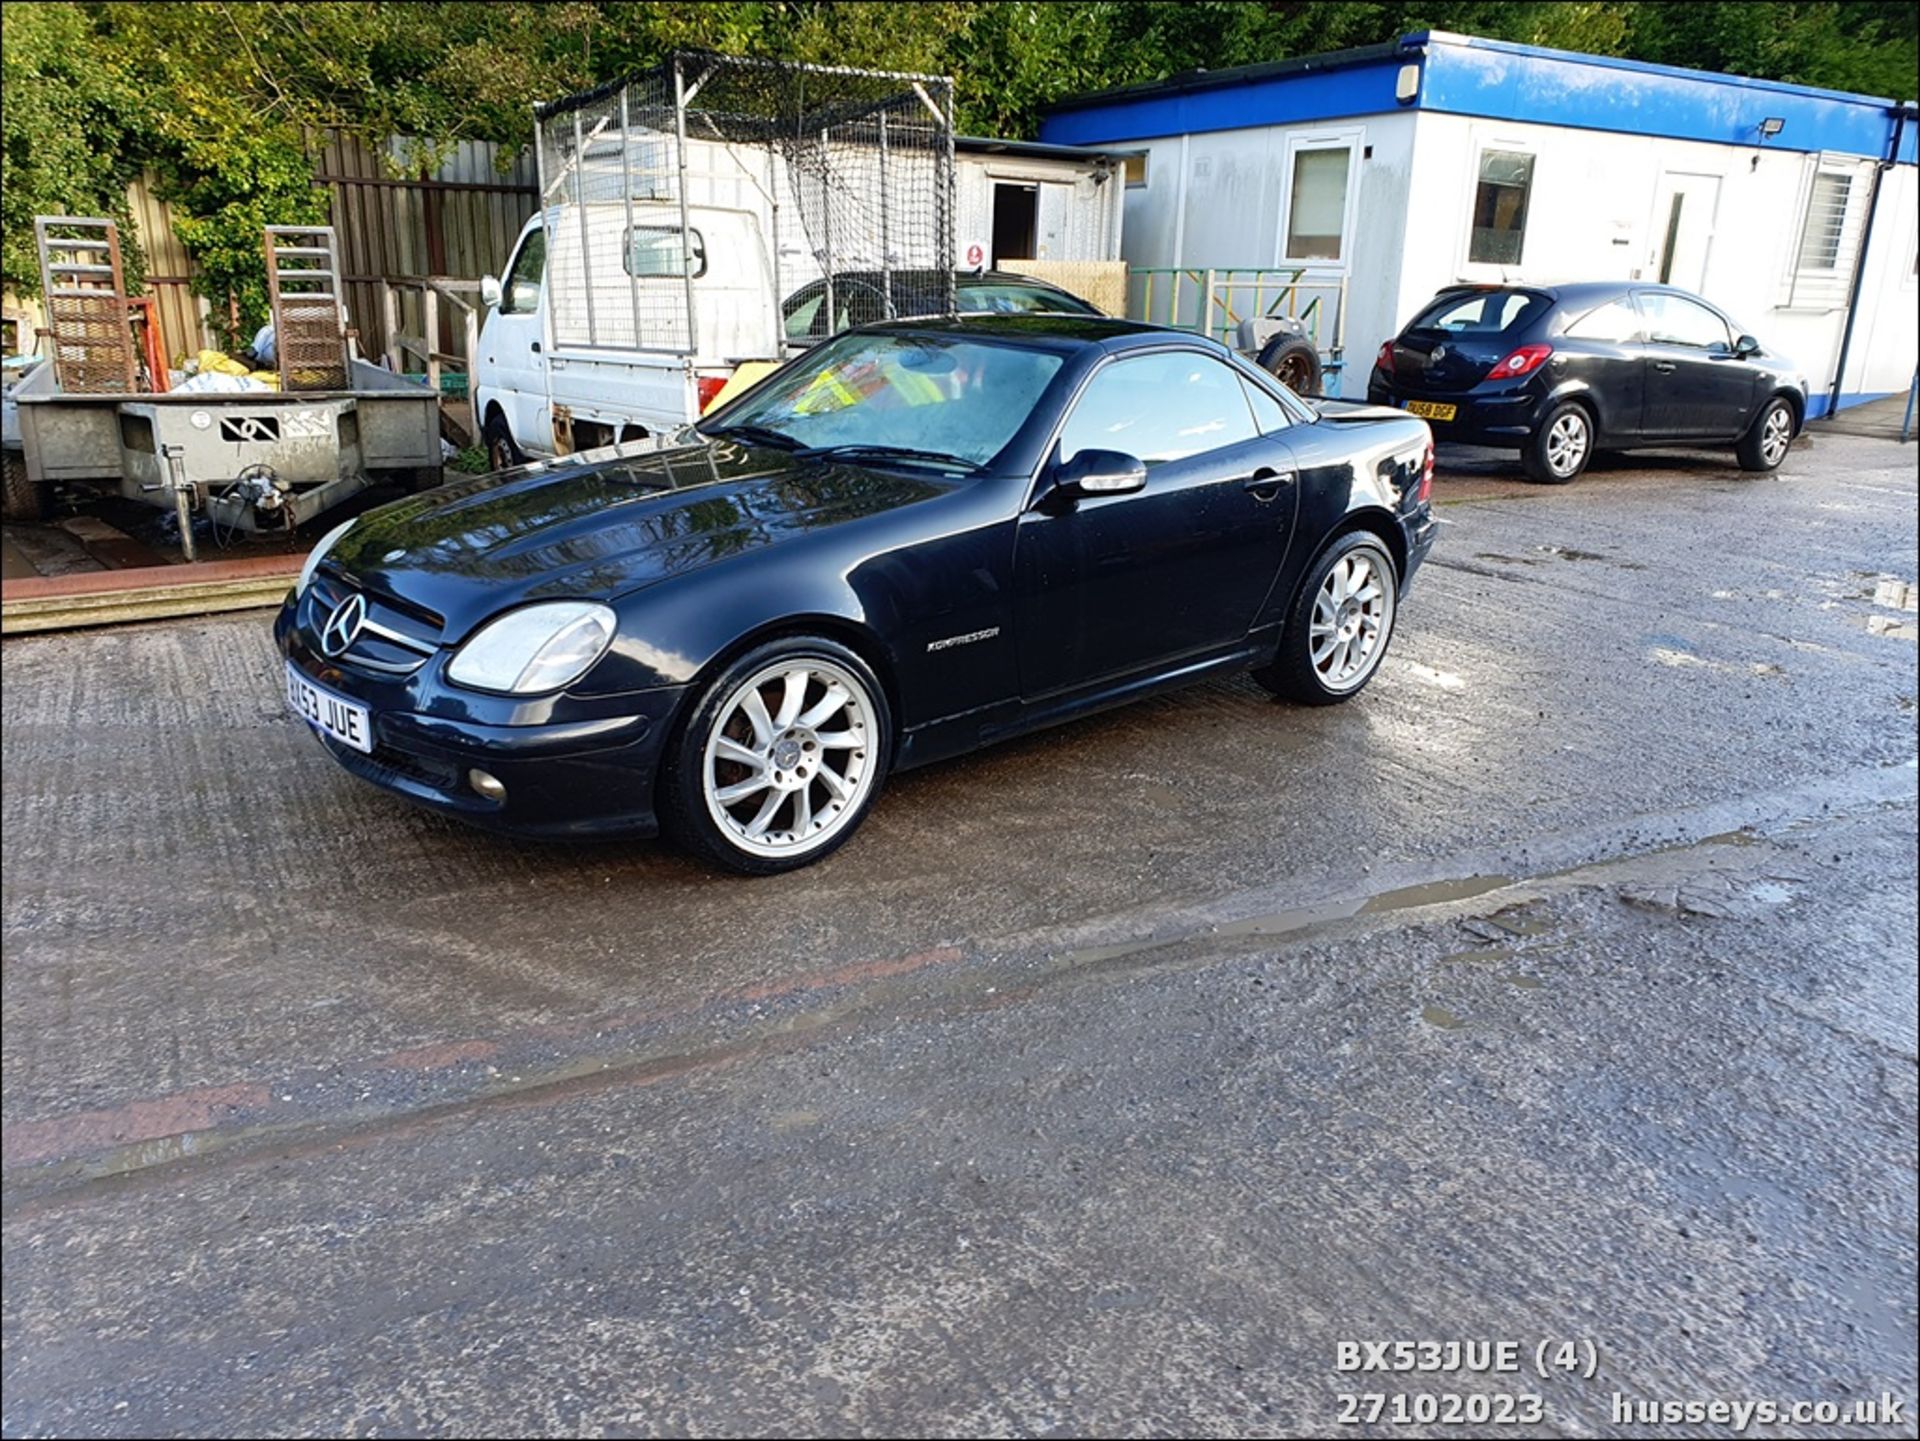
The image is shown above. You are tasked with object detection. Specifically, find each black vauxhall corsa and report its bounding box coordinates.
[279,316,1436,873]
[1368,282,1810,483]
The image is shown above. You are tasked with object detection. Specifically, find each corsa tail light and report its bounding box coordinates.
[696,374,729,414]
[1416,441,1434,504]
[1376,339,1396,373]
[1489,343,1553,380]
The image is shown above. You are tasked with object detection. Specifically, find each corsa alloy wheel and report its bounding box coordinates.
[702,658,876,860]
[1761,405,1792,467]
[1310,549,1396,693]
[1544,409,1589,479]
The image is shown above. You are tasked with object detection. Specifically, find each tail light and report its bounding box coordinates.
[1489,344,1553,380]
[1415,441,1434,504]
[1376,340,1396,373]
[696,375,729,413]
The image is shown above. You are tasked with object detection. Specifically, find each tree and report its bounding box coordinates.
[3,0,1913,330]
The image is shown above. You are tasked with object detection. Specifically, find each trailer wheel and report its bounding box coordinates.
[1,449,47,524]
[1256,334,1324,397]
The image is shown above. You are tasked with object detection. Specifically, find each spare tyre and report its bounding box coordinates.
[1256,333,1323,397]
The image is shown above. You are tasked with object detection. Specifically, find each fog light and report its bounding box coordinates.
[468,768,507,803]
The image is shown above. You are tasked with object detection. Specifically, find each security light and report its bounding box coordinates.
[1758,116,1786,138]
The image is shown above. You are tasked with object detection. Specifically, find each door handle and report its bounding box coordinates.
[1242,467,1294,502]
[1652,360,1676,373]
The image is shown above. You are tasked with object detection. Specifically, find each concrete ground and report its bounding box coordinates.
[3,432,1916,1437]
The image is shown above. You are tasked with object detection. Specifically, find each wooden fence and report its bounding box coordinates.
[122,130,537,368]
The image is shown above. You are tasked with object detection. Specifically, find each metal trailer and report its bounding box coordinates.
[7,220,443,553]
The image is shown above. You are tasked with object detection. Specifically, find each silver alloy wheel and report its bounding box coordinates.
[1310,549,1397,693]
[1760,405,1792,466]
[1545,410,1589,478]
[702,657,876,860]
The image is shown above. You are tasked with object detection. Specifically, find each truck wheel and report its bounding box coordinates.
[1257,334,1323,397]
[1,449,47,523]
[483,410,525,472]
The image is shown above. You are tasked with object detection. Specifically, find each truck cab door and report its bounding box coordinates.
[477,226,551,456]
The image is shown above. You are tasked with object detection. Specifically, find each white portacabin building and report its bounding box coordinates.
[1041,31,1917,414]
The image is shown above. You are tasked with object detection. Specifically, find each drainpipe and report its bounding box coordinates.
[1827,103,1912,417]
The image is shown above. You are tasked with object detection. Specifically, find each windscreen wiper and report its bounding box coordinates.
[795,443,981,474]
[703,423,802,451]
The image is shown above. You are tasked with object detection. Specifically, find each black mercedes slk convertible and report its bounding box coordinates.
[278,315,1437,873]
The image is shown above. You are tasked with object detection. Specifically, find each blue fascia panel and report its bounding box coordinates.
[1806,390,1897,420]
[1039,32,1914,164]
[1416,33,1913,163]
[1038,56,1410,147]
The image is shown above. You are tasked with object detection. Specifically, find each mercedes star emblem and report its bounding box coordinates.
[319,593,367,658]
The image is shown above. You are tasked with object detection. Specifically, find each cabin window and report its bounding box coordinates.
[501,230,546,314]
[625,226,707,280]
[1284,144,1352,262]
[1794,171,1852,272]
[1468,149,1534,265]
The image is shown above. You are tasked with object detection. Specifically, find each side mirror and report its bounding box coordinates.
[1046,449,1147,507]
[1734,334,1762,358]
[480,275,502,310]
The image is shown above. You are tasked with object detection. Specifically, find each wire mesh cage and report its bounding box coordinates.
[534,53,956,357]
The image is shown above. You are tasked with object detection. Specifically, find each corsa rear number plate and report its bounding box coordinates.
[1404,400,1457,422]
[285,661,373,753]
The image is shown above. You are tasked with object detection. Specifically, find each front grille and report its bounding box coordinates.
[305,572,443,676]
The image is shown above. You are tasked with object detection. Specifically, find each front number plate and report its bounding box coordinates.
[1404,400,1457,422]
[285,661,373,753]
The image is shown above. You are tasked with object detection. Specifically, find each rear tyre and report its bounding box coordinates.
[1,449,48,523]
[482,409,526,472]
[1522,402,1592,484]
[659,636,893,875]
[1252,532,1399,706]
[1737,396,1795,472]
[1256,334,1324,397]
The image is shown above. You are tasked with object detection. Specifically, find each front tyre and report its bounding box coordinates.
[1253,532,1399,705]
[1523,401,1592,483]
[660,637,891,874]
[482,408,526,473]
[1737,396,1795,472]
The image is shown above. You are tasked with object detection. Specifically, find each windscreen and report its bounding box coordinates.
[710,332,1064,467]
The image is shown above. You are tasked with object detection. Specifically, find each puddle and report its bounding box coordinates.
[1872,577,1917,613]
[1421,1004,1466,1030]
[1476,552,1540,566]
[1862,614,1919,641]
[1745,881,1794,905]
[1404,662,1466,691]
[1059,874,1517,969]
[1537,544,1605,562]
[1478,910,1555,937]
[1442,947,1510,964]
[1505,974,1544,989]
[1653,647,1709,669]
[1361,875,1516,914]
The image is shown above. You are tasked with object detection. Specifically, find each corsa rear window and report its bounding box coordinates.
[1408,289,1548,336]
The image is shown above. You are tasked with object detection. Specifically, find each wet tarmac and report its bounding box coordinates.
[3,433,1916,1436]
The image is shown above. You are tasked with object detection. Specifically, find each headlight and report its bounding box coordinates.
[296,518,357,596]
[446,602,617,694]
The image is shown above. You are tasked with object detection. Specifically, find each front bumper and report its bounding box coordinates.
[1367,374,1550,447]
[277,606,688,839]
